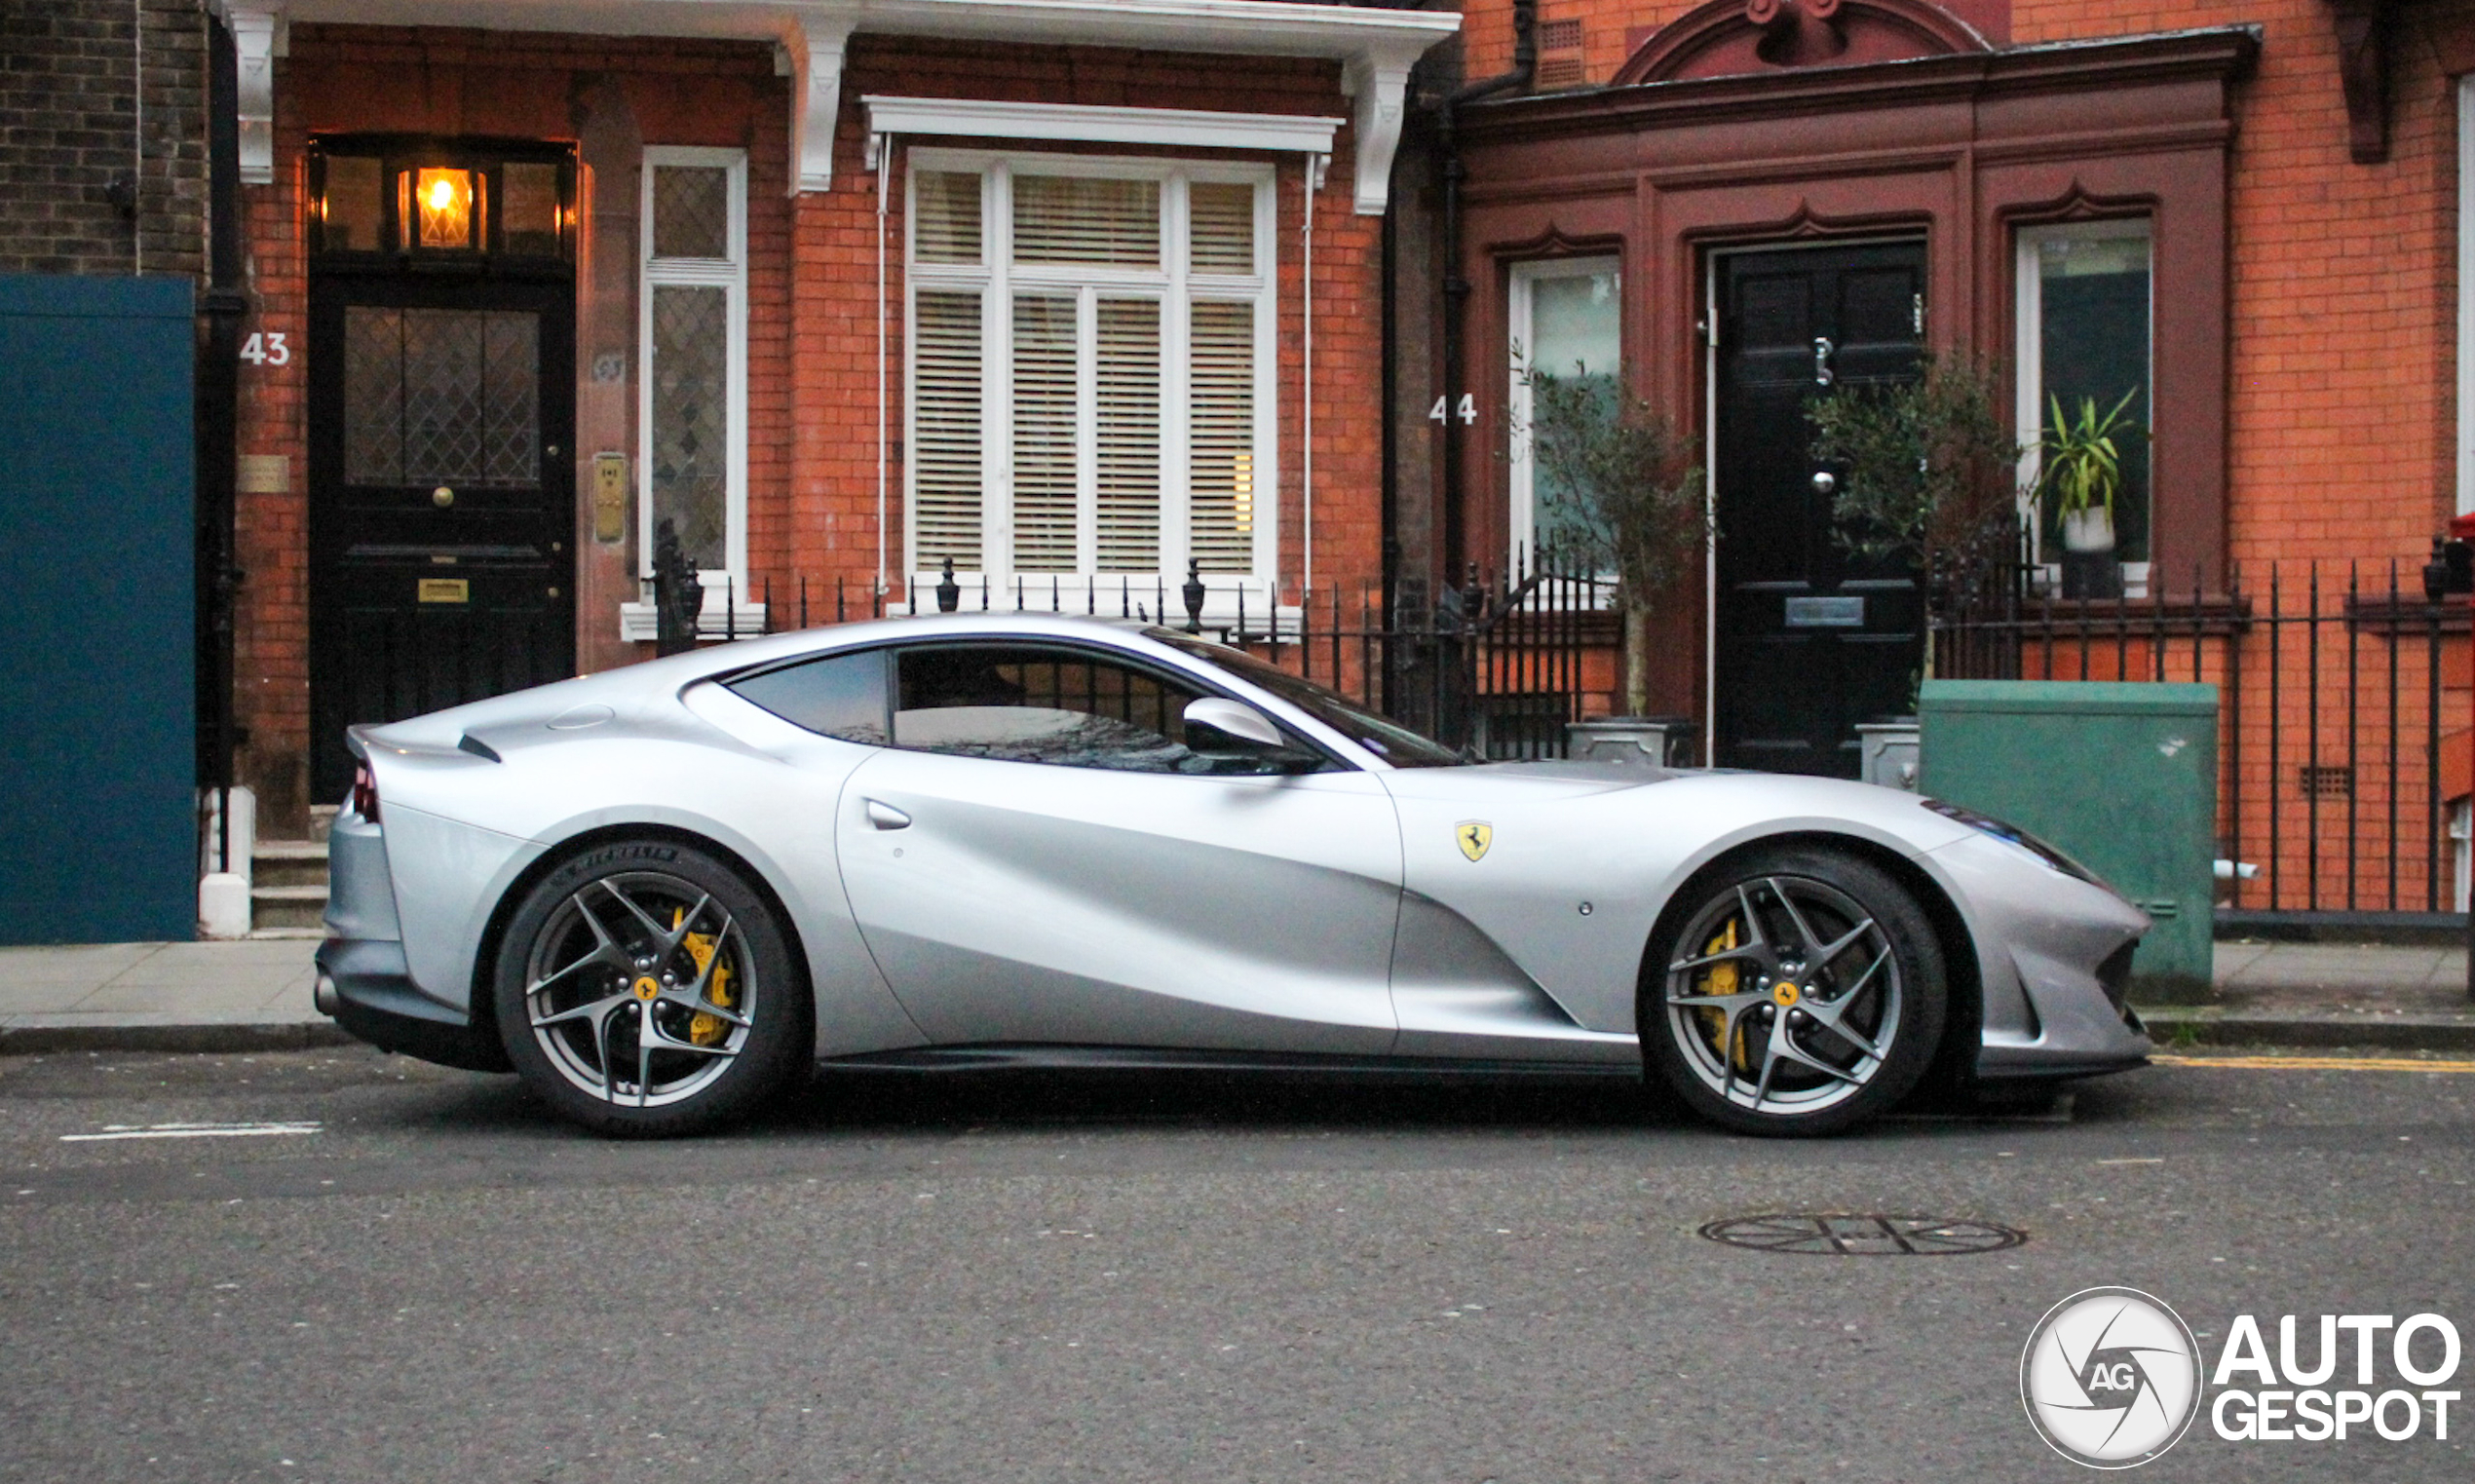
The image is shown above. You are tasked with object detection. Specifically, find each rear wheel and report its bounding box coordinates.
[1643,847,1944,1136]
[493,840,809,1136]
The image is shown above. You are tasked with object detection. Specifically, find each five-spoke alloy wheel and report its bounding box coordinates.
[1643,847,1945,1136]
[494,840,810,1136]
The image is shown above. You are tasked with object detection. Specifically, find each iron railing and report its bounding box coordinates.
[1933,558,2464,925]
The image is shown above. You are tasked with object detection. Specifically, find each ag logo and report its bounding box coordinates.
[1455,820,1493,861]
[2022,1287,2203,1468]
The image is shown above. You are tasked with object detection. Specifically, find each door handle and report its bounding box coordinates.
[864,799,911,830]
[1811,337,1835,387]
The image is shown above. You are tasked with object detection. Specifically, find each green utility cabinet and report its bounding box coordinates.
[1919,680,2218,1001]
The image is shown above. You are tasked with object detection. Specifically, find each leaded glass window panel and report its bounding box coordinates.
[652,165,731,259]
[650,284,729,567]
[343,306,538,488]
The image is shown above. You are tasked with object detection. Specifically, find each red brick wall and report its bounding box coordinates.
[234,25,1383,821]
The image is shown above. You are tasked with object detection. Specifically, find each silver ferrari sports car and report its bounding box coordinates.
[315,613,2152,1137]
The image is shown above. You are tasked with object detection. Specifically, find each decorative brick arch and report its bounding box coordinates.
[1615,0,1990,84]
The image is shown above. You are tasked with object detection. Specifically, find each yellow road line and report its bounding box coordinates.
[2151,1052,2475,1074]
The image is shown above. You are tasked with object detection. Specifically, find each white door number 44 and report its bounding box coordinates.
[1428,393,1475,425]
[239,331,290,366]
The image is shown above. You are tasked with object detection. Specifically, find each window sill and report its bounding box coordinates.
[618,599,769,644]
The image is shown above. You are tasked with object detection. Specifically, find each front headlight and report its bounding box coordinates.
[1922,798,2113,891]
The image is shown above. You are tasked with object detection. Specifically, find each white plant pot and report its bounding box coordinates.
[2060,507,2115,553]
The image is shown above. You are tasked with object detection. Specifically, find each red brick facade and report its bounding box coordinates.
[1428,0,2475,911]
[230,22,1388,827]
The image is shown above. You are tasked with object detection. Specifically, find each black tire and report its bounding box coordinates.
[493,838,811,1137]
[1641,845,1945,1137]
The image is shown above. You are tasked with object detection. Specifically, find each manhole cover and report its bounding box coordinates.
[1699,1213,2026,1256]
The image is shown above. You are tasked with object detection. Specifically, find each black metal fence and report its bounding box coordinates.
[1933,558,2465,925]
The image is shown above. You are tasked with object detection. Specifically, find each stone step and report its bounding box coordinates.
[251,839,328,891]
[249,883,328,931]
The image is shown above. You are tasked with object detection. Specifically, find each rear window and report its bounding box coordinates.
[726,649,890,744]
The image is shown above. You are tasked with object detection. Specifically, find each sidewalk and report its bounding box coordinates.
[2,935,2472,1056]
[0,939,343,1053]
[2138,940,2475,1050]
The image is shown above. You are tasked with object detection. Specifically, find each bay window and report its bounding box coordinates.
[906,153,1275,598]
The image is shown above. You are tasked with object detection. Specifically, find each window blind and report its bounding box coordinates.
[1010,293,1079,572]
[1188,300,1255,573]
[1095,296,1161,572]
[913,171,982,264]
[1189,182,1254,275]
[1013,174,1160,267]
[913,289,984,570]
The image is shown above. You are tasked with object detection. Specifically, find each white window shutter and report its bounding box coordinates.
[1009,292,1079,572]
[1187,300,1255,573]
[912,289,984,570]
[1095,296,1161,573]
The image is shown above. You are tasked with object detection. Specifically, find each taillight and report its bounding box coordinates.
[351,760,381,823]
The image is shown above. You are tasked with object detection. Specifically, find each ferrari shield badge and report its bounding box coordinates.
[1456,820,1493,862]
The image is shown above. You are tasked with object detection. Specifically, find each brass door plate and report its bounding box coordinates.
[417,578,471,604]
[592,453,628,543]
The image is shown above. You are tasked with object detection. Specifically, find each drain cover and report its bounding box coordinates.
[1699,1213,2025,1256]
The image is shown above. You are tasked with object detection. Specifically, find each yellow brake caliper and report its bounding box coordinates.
[1696,920,1752,1072]
[670,908,736,1046]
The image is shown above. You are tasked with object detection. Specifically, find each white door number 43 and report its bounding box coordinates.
[239,331,291,366]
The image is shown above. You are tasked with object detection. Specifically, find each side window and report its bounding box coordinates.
[891,643,1312,775]
[727,650,890,744]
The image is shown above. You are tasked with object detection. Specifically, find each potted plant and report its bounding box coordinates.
[1518,362,1708,757]
[2035,387,2141,599]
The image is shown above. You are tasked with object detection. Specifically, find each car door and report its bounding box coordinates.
[833,639,1402,1054]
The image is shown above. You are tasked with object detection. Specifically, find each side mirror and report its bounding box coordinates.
[1180,696,1320,773]
[1182,696,1284,750]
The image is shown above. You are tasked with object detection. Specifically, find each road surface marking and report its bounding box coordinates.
[59,1122,322,1142]
[2152,1053,2475,1074]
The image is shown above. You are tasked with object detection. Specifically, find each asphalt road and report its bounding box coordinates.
[1,1047,2470,1483]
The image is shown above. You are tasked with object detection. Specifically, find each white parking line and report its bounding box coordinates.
[59,1122,322,1143]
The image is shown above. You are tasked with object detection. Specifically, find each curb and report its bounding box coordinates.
[0,1018,358,1056]
[2137,1008,2475,1052]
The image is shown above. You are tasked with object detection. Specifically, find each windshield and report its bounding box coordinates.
[1145,628,1465,768]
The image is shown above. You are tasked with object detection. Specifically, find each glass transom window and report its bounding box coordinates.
[906,154,1276,590]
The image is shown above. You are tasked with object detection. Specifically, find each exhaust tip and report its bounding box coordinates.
[313,972,341,1016]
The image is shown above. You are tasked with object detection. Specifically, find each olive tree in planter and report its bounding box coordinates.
[1521,365,1708,725]
[1806,350,2024,687]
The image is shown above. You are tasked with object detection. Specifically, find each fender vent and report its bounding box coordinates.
[2094,941,2136,1008]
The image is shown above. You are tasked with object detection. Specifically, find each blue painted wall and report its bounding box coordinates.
[0,276,197,944]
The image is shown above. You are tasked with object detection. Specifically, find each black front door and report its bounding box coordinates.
[1712,241,1925,776]
[307,273,576,799]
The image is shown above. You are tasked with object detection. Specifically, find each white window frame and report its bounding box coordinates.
[904,147,1278,609]
[634,145,751,622]
[2015,216,2153,595]
[1506,254,1622,576]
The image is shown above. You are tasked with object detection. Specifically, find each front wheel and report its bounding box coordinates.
[493,840,811,1136]
[1643,847,1945,1137]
